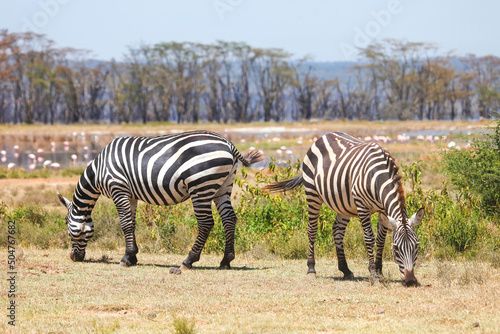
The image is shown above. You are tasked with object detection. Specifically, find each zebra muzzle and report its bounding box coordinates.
[402,269,419,287]
[70,250,86,262]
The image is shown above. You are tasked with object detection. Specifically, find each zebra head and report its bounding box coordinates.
[380,208,424,287]
[57,193,94,262]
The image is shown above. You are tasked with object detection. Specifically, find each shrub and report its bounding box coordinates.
[441,117,500,216]
[135,201,197,254]
[0,203,68,249]
[402,161,494,257]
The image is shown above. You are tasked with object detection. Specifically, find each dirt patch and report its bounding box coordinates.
[24,262,69,276]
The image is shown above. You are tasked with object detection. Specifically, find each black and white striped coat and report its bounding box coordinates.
[265,131,423,286]
[58,130,264,270]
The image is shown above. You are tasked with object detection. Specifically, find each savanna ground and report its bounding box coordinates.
[1,249,499,333]
[1,120,499,333]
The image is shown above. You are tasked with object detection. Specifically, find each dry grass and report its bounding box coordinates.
[1,248,499,333]
[0,177,78,209]
[0,120,490,138]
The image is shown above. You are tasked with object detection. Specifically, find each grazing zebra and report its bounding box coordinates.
[57,130,264,270]
[264,132,424,286]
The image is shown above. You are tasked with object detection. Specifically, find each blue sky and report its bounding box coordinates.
[1,0,498,62]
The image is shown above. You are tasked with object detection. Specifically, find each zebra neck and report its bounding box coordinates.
[72,162,100,213]
[382,195,408,223]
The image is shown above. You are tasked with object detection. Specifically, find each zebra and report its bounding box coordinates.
[264,131,424,286]
[57,130,264,270]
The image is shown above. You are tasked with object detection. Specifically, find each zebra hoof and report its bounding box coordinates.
[128,255,138,266]
[180,264,192,271]
[70,250,85,262]
[307,272,317,279]
[120,255,137,267]
[218,264,231,270]
[343,272,355,280]
[169,267,182,275]
[369,275,380,285]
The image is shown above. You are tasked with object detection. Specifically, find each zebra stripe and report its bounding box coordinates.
[58,130,264,269]
[264,131,423,286]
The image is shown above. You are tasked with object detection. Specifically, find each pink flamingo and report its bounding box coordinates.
[7,163,15,170]
[28,153,36,170]
[13,145,19,159]
[37,148,44,163]
[50,162,61,170]
[1,150,6,163]
[71,154,77,166]
[83,146,89,161]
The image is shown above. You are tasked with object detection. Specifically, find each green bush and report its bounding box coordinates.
[135,201,197,254]
[441,118,500,215]
[402,161,496,258]
[0,204,68,249]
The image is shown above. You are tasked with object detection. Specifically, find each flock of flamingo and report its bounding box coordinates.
[1,131,458,172]
[259,133,453,162]
[0,140,92,171]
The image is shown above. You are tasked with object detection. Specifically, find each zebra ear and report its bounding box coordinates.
[409,208,424,228]
[379,213,398,230]
[57,193,71,211]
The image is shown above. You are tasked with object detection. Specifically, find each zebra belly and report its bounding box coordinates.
[130,176,190,206]
[319,191,358,217]
[311,173,359,217]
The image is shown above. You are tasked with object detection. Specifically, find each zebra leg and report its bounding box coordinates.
[333,214,354,280]
[358,211,377,277]
[115,197,139,267]
[375,214,389,276]
[214,194,237,269]
[182,195,215,270]
[306,198,322,278]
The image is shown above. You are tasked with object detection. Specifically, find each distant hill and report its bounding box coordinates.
[300,61,357,82]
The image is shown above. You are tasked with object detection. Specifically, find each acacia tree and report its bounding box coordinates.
[465,55,500,118]
[252,48,294,122]
[154,42,204,123]
[228,42,256,123]
[350,65,378,120]
[10,32,58,124]
[125,45,155,123]
[360,39,437,120]
[201,43,224,122]
[293,66,315,120]
[293,65,337,120]
[108,61,131,123]
[0,30,18,123]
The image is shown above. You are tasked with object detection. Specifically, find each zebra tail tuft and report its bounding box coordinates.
[241,150,265,167]
[262,175,304,192]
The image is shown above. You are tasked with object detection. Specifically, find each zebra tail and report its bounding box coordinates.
[263,175,304,192]
[239,149,265,167]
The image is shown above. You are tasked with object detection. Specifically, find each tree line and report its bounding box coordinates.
[0,31,499,124]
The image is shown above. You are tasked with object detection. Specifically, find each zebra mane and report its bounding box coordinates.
[381,146,407,222]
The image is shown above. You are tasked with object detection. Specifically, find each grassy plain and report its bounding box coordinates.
[1,249,499,333]
[0,120,498,333]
